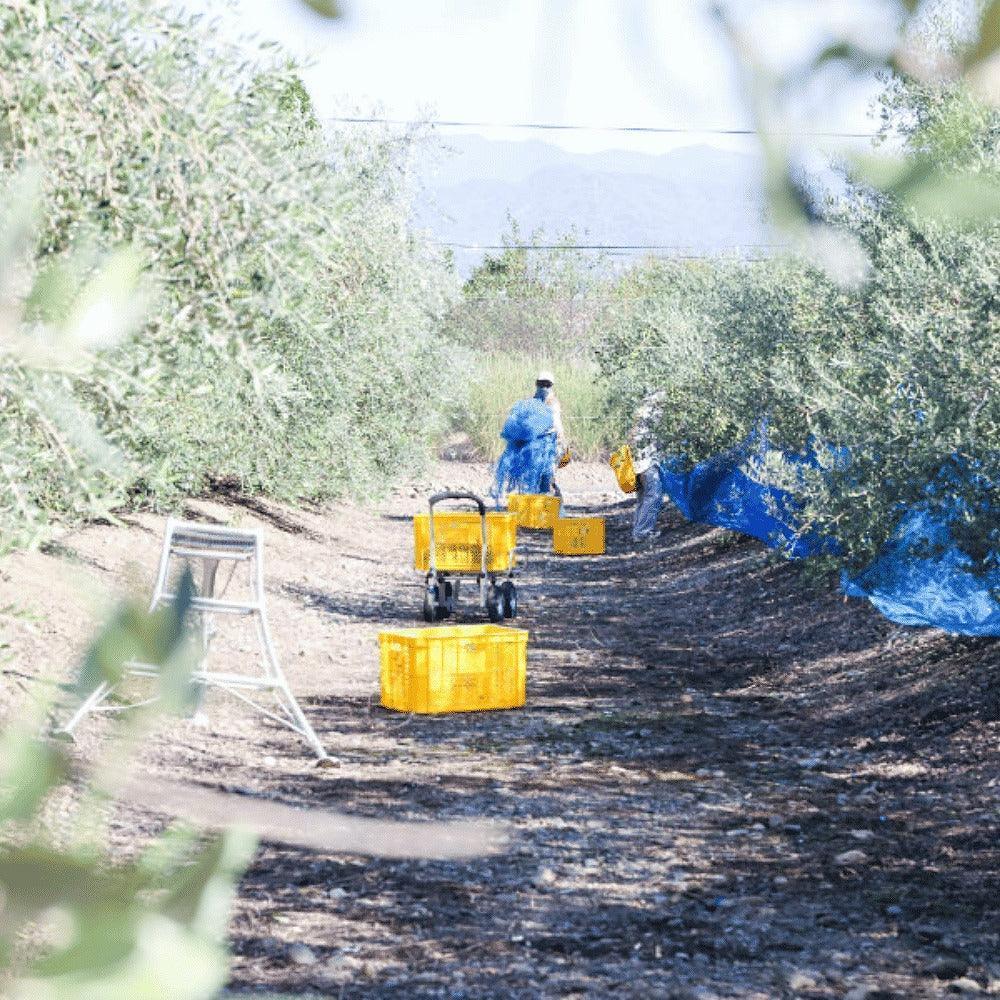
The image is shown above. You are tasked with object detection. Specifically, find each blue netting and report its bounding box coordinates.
[658,434,829,560]
[492,399,559,499]
[842,506,1000,636]
[655,440,999,636]
[502,398,554,444]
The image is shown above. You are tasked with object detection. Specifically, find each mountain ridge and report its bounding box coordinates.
[411,135,771,273]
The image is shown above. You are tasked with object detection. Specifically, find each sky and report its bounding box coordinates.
[182,0,898,156]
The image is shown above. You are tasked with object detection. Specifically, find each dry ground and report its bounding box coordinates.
[1,462,998,999]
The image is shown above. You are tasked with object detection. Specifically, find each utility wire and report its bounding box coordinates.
[325,115,882,139]
[432,242,779,260]
[432,241,780,251]
[601,252,771,260]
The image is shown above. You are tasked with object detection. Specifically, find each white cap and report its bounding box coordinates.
[536,370,555,385]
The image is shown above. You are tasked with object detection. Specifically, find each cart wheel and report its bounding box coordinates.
[486,585,503,623]
[422,585,437,623]
[500,580,517,619]
[434,588,449,620]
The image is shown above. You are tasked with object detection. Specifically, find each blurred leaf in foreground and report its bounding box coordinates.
[74,567,195,710]
[299,0,340,16]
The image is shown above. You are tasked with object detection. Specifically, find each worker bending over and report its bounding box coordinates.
[629,390,666,542]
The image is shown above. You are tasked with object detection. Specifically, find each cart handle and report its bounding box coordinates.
[427,492,489,579]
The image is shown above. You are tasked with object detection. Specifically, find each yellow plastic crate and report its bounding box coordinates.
[413,512,518,573]
[553,516,606,555]
[507,493,561,530]
[379,624,528,714]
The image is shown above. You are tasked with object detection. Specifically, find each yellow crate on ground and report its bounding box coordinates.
[507,493,561,530]
[379,624,528,714]
[553,516,606,555]
[413,512,517,573]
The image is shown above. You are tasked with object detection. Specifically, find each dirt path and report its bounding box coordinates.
[1,462,998,999]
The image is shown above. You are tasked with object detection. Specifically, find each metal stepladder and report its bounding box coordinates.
[60,518,332,763]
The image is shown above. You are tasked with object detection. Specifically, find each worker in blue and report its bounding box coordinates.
[492,370,566,503]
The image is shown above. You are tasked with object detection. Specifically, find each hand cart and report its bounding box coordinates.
[414,491,519,623]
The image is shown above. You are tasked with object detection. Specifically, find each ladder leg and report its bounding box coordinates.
[59,680,114,737]
[254,610,333,762]
[146,521,174,613]
[252,543,331,762]
[188,557,219,724]
[274,681,333,762]
[58,519,168,737]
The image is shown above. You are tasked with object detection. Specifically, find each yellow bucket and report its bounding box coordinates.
[413,512,517,573]
[379,624,528,714]
[609,444,637,494]
[507,493,561,530]
[553,516,606,555]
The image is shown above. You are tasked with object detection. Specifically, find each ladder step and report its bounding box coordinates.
[125,664,281,691]
[169,526,257,551]
[170,546,255,562]
[159,594,261,615]
[191,671,282,691]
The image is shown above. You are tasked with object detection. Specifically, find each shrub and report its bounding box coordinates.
[595,79,998,573]
[442,221,607,361]
[0,0,456,548]
[441,223,613,460]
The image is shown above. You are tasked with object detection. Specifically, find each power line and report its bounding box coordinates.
[433,241,778,250]
[325,115,882,140]
[431,242,779,260]
[602,253,771,260]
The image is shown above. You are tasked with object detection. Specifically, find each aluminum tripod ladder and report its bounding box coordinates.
[61,518,331,762]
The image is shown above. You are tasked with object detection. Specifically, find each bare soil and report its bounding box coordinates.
[1,461,998,999]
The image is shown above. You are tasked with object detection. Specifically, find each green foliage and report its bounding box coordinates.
[0,0,456,549]
[442,221,613,459]
[299,0,341,16]
[442,220,608,359]
[719,0,1000,238]
[786,199,1000,570]
[596,255,860,458]
[596,72,999,574]
[0,574,260,1000]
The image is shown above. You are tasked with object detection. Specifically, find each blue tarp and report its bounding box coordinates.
[492,399,558,499]
[841,506,1000,636]
[657,444,1000,636]
[658,442,826,560]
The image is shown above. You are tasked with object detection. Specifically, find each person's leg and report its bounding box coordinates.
[631,476,645,539]
[548,454,561,498]
[632,465,664,542]
[536,434,557,494]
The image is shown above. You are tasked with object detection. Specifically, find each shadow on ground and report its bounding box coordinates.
[223,501,999,999]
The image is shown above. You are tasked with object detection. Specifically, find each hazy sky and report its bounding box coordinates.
[184,0,896,155]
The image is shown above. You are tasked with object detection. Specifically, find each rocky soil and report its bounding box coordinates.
[1,461,997,999]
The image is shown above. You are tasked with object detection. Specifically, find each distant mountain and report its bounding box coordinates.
[411,135,772,276]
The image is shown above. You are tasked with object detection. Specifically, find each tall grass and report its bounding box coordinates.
[440,231,616,463]
[457,353,613,462]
